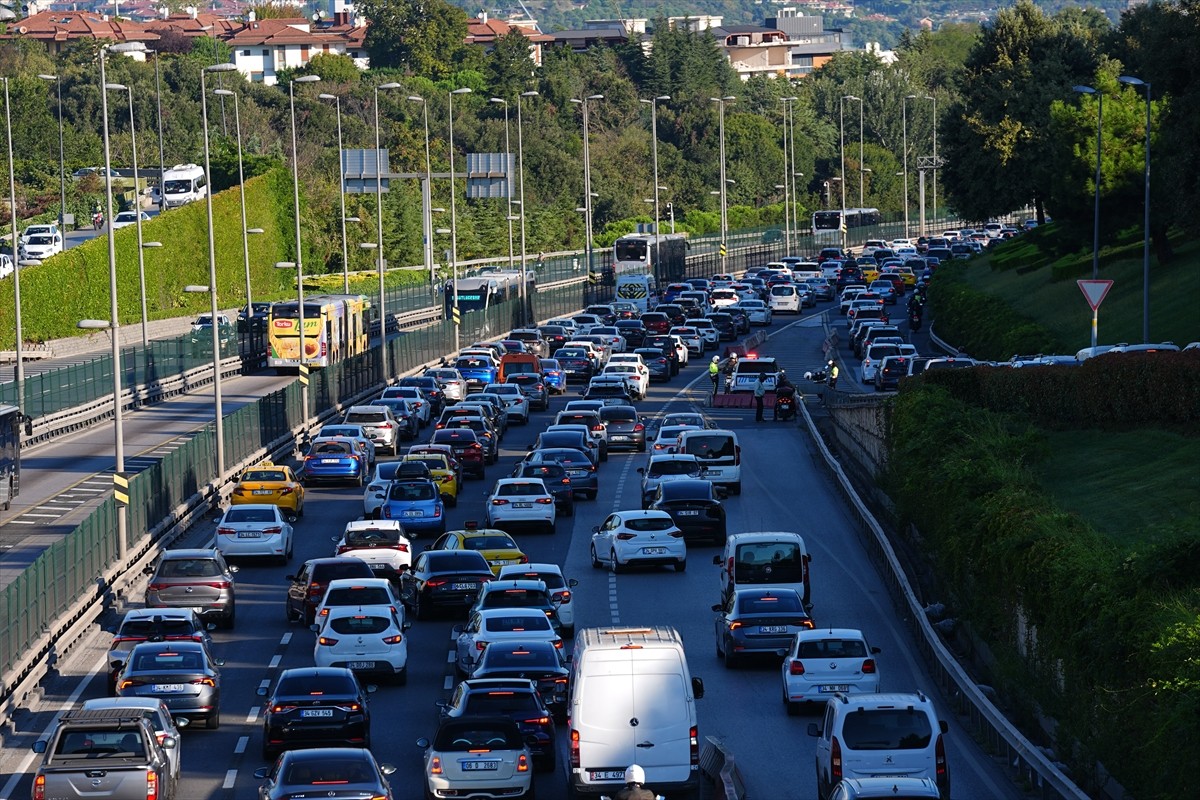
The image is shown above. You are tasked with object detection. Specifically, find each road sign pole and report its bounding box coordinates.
[1091,307,1099,351]
[1077,279,1113,352]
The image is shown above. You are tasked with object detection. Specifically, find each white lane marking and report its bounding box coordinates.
[245,707,260,723]
[444,675,454,690]
[268,655,281,669]
[222,769,238,789]
[35,505,76,511]
[7,519,35,525]
[72,487,106,493]
[234,736,249,754]
[280,632,292,646]
[446,651,455,663]
[258,679,271,689]
[21,513,62,518]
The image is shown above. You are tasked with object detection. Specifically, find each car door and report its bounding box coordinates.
[287,563,310,617]
[456,612,483,671]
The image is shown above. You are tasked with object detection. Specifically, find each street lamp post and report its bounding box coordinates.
[569,94,603,277]
[783,97,799,240]
[448,87,472,354]
[928,94,938,224]
[4,79,24,408]
[902,94,916,239]
[488,98,516,275]
[406,95,435,286]
[373,82,402,380]
[779,97,795,251]
[516,90,538,327]
[212,88,260,319]
[104,81,150,351]
[711,96,735,270]
[289,74,321,421]
[1073,85,1103,282]
[37,74,68,228]
[1119,75,1151,343]
[842,95,862,213]
[639,95,670,235]
[199,63,236,478]
[152,51,165,213]
[318,92,351,293]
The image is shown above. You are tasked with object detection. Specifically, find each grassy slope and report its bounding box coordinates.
[961,228,1200,548]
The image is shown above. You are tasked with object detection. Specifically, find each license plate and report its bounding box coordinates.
[153,684,184,693]
[568,469,586,477]
[820,685,851,693]
[759,625,788,634]
[642,547,667,555]
[610,435,629,441]
[450,583,478,591]
[463,761,500,771]
[252,489,273,495]
[347,661,376,670]
[369,563,389,571]
[402,510,423,517]
[237,531,261,538]
[514,502,532,508]
[677,510,699,516]
[321,458,340,464]
[590,770,625,781]
[300,709,334,718]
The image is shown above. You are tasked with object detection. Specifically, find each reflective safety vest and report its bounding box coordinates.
[708,362,719,376]
[830,364,840,379]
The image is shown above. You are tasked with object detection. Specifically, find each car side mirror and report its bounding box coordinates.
[213,658,226,667]
[285,575,296,582]
[807,722,821,737]
[710,604,721,612]
[591,525,600,533]
[776,648,788,657]
[32,740,46,753]
[228,565,240,574]
[329,536,339,543]
[143,565,156,576]
[309,624,320,633]
[161,736,178,749]
[452,624,464,634]
[403,620,412,630]
[568,578,579,588]
[365,684,378,693]
[692,676,705,699]
[256,687,268,697]
[110,659,124,670]
[939,720,949,734]
[712,555,721,565]
[871,646,881,654]
[636,468,645,475]
[416,737,431,749]
[174,716,190,728]
[253,767,270,779]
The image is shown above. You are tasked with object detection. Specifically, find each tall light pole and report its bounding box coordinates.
[902,94,917,238]
[783,96,800,241]
[406,95,435,286]
[1119,75,1151,343]
[569,94,603,277]
[838,96,850,216]
[198,63,236,478]
[842,95,863,210]
[373,82,402,379]
[488,98,516,276]
[37,74,68,229]
[213,88,261,319]
[104,81,150,351]
[639,95,670,235]
[448,87,472,354]
[711,96,735,270]
[289,74,321,421]
[4,79,23,409]
[777,103,790,252]
[319,92,351,293]
[1073,85,1103,281]
[516,90,538,328]
[928,94,937,224]
[151,51,165,213]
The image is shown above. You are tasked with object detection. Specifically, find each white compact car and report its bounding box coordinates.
[112,210,151,229]
[781,628,882,715]
[481,385,530,424]
[690,318,720,349]
[19,232,63,261]
[496,563,579,634]
[485,478,556,533]
[381,386,431,425]
[737,299,773,326]
[330,519,412,583]
[417,718,533,800]
[650,425,701,453]
[590,509,686,573]
[314,578,404,630]
[453,607,562,678]
[770,284,801,313]
[313,605,410,684]
[600,363,647,399]
[214,504,293,563]
[668,326,705,357]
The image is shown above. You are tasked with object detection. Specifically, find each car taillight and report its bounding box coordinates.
[382,634,403,644]
[517,753,530,773]
[830,736,842,782]
[146,771,158,800]
[279,487,294,496]
[425,579,447,588]
[861,658,876,674]
[524,716,551,725]
[561,478,570,485]
[591,424,604,432]
[317,636,339,646]
[690,725,699,765]
[633,423,644,432]
[216,527,237,536]
[33,775,45,800]
[308,583,324,597]
[936,734,947,780]
[380,423,392,429]
[271,704,296,713]
[440,474,453,483]
[535,498,553,505]
[203,581,231,590]
[430,755,443,775]
[616,533,636,541]
[556,590,572,604]
[263,526,282,535]
[119,679,143,690]
[570,728,580,768]
[334,702,362,713]
[734,445,741,466]
[789,659,805,675]
[146,583,168,592]
[191,677,216,687]
[491,498,509,505]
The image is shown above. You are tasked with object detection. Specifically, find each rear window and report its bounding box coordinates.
[344,412,386,424]
[682,435,736,459]
[328,615,391,635]
[242,470,286,482]
[283,755,374,784]
[770,286,795,296]
[481,589,550,608]
[312,561,374,582]
[737,593,804,614]
[599,407,637,422]
[504,571,565,590]
[157,558,221,578]
[312,441,353,455]
[518,465,565,481]
[225,507,276,523]
[56,731,147,757]
[276,673,358,696]
[648,460,699,477]
[797,638,869,659]
[735,543,804,583]
[344,527,403,547]
[388,482,436,501]
[462,692,540,715]
[497,482,547,497]
[623,516,676,532]
[119,618,196,638]
[434,722,523,752]
[841,709,933,751]
[480,646,558,669]
[484,614,553,632]
[428,552,489,572]
[324,586,391,606]
[462,535,516,551]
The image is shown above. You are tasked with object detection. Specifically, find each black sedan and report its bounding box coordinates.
[399,550,495,620]
[642,335,682,375]
[259,667,373,759]
[521,448,598,501]
[712,588,814,669]
[633,347,673,381]
[598,405,646,452]
[555,348,595,381]
[505,374,550,411]
[648,479,727,544]
[437,677,558,772]
[254,747,395,799]
[532,430,599,467]
[470,640,571,718]
[615,320,647,348]
[395,376,445,415]
[706,313,737,341]
[511,462,574,516]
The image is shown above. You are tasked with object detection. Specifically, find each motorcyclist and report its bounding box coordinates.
[722,352,738,393]
[775,369,793,392]
[828,360,840,389]
[708,355,720,393]
[613,765,655,800]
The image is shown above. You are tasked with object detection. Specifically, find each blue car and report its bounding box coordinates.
[454,355,498,394]
[300,437,367,486]
[538,358,567,395]
[379,478,447,536]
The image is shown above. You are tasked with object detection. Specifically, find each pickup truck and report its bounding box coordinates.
[32,708,176,799]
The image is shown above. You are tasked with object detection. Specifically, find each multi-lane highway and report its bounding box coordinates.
[0,299,1022,800]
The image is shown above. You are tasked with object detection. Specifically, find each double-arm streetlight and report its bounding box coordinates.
[448,87,472,353]
[318,92,351,293]
[287,74,321,420]
[4,79,24,408]
[1119,75,1151,343]
[1073,85,1103,282]
[711,96,735,269]
[372,82,402,379]
[488,98,517,275]
[212,87,263,320]
[902,94,918,238]
[639,95,670,235]
[516,90,538,327]
[406,95,435,286]
[37,74,68,228]
[569,94,603,276]
[842,95,863,210]
[780,96,799,243]
[104,80,152,350]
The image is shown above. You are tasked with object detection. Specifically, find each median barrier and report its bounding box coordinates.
[699,736,747,800]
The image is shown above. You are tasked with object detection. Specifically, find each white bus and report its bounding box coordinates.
[811,207,880,246]
[160,163,208,208]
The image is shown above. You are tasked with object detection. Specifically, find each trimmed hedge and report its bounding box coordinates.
[928,263,1061,361]
[0,168,296,348]
[887,384,1200,799]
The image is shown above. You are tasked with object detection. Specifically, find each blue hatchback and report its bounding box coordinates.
[454,355,498,393]
[300,437,367,486]
[379,478,447,536]
[538,358,567,395]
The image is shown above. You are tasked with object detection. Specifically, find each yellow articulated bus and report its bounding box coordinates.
[267,294,370,372]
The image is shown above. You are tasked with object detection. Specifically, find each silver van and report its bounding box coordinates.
[715,531,812,605]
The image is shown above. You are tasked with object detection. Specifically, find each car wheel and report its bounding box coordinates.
[723,646,739,669]
[206,712,220,730]
[394,667,408,686]
[675,559,687,572]
[590,544,603,569]
[609,550,623,574]
[784,687,799,717]
[563,502,574,517]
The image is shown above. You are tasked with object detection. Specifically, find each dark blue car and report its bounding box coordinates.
[538,358,567,395]
[454,355,498,394]
[300,437,367,486]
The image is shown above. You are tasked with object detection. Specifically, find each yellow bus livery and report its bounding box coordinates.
[267,294,370,371]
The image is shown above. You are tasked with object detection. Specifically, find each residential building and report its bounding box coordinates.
[465,11,554,66]
[223,14,367,85]
[0,9,159,55]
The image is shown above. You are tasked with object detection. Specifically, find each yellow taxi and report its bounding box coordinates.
[882,266,918,286]
[230,461,305,516]
[859,264,881,283]
[401,452,460,507]
[431,523,528,575]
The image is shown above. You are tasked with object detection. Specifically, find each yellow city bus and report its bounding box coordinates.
[267,294,370,372]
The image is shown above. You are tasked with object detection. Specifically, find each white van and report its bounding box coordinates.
[675,428,741,494]
[614,274,658,313]
[160,163,208,208]
[769,283,801,313]
[790,262,822,281]
[715,531,812,605]
[568,626,705,798]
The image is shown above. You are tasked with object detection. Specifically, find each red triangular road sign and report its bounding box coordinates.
[1078,279,1113,311]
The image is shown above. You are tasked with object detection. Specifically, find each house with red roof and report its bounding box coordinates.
[465,11,553,67]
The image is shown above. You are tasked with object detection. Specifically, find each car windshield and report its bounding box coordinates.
[224,508,277,523]
[462,535,516,551]
[622,516,676,532]
[841,710,933,750]
[328,615,390,635]
[484,613,552,632]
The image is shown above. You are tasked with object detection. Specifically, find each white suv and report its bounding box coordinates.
[808,692,950,800]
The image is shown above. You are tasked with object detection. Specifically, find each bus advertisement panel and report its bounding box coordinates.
[268,295,369,371]
[611,234,687,284]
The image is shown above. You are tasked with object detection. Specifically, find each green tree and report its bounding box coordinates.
[487,30,536,99]
[354,0,477,78]
[300,53,361,85]
[895,23,979,92]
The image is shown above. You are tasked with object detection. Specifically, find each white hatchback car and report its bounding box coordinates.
[601,363,647,399]
[214,504,293,563]
[314,578,404,630]
[650,424,701,453]
[496,563,579,634]
[380,386,431,425]
[668,326,705,357]
[481,385,530,424]
[590,509,686,573]
[313,605,409,684]
[417,718,533,800]
[485,478,556,533]
[737,300,773,326]
[330,520,412,582]
[781,628,882,715]
[453,607,562,678]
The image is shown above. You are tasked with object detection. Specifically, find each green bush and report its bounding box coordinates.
[0,169,296,347]
[928,264,1060,360]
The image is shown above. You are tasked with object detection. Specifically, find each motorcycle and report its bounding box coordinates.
[92,211,104,230]
[803,367,828,385]
[909,312,922,332]
[774,385,797,421]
